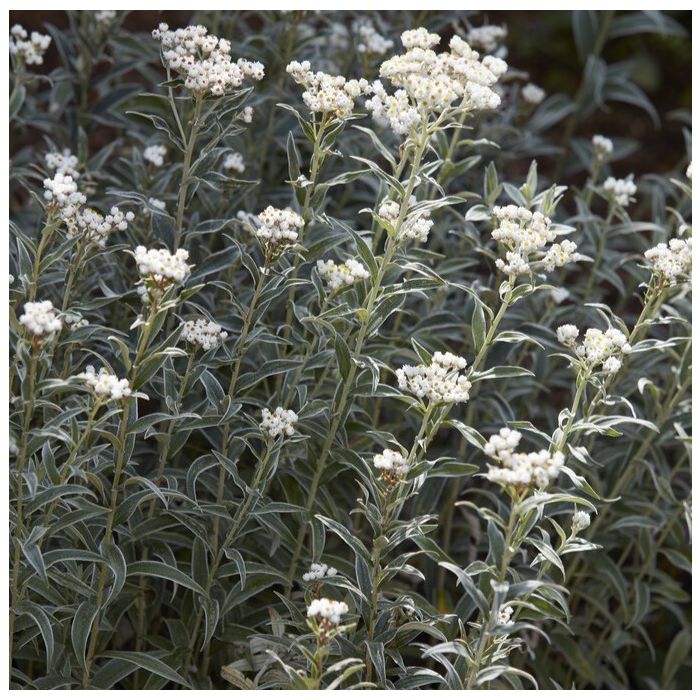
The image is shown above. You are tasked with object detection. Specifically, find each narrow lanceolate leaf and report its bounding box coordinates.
[126,561,207,597]
[99,651,191,689]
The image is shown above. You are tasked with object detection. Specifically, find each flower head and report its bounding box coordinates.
[260,406,298,438]
[152,24,264,96]
[592,134,613,161]
[307,597,349,626]
[603,176,636,207]
[378,197,434,244]
[303,562,338,582]
[76,365,132,401]
[572,510,591,532]
[45,149,80,180]
[134,245,191,304]
[66,206,135,248]
[466,24,507,54]
[373,448,409,486]
[316,258,370,291]
[484,427,563,491]
[181,318,228,351]
[521,83,545,105]
[223,152,245,174]
[144,144,167,167]
[255,206,304,257]
[10,25,51,66]
[644,238,692,285]
[19,300,62,337]
[397,351,471,404]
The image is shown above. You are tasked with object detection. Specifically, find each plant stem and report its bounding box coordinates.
[284,128,430,591]
[173,95,202,249]
[9,348,38,674]
[81,398,131,687]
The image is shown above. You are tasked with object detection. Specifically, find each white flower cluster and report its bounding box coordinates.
[286,60,370,119]
[307,598,349,625]
[484,428,564,490]
[242,106,254,123]
[644,238,692,284]
[181,318,228,351]
[572,511,591,532]
[603,176,637,207]
[146,197,167,213]
[497,604,514,626]
[316,258,370,291]
[94,10,116,24]
[397,351,471,404]
[223,152,245,174]
[10,25,52,66]
[592,134,613,160]
[152,24,264,96]
[466,24,508,54]
[260,406,299,438]
[19,300,62,337]
[77,366,132,401]
[135,246,191,284]
[373,448,409,485]
[379,198,434,244]
[521,83,545,105]
[302,562,338,582]
[144,144,167,167]
[354,19,393,56]
[491,205,579,276]
[365,29,507,136]
[43,173,86,217]
[45,149,80,180]
[66,206,135,247]
[255,206,304,255]
[557,325,632,374]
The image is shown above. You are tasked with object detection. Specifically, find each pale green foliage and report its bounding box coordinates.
[9,9,690,690]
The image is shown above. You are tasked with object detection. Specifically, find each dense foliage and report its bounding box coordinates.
[9,10,691,690]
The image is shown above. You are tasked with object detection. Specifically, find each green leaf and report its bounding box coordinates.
[126,561,207,597]
[99,651,191,688]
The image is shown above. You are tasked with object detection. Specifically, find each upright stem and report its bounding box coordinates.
[173,95,202,249]
[211,266,268,551]
[81,399,131,687]
[28,221,57,302]
[9,348,38,673]
[285,128,430,590]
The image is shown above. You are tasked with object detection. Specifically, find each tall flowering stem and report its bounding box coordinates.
[285,123,431,590]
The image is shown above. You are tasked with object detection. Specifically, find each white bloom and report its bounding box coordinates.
[306,598,349,626]
[466,24,507,54]
[497,604,514,626]
[484,427,563,490]
[146,197,167,213]
[644,238,692,284]
[64,312,88,331]
[579,327,632,365]
[19,300,62,337]
[10,24,51,66]
[557,324,579,347]
[521,83,545,105]
[603,176,637,207]
[397,351,471,404]
[379,197,434,244]
[255,206,304,254]
[602,356,622,375]
[242,106,254,123]
[686,162,691,180]
[77,366,132,401]
[354,19,393,56]
[181,318,228,351]
[373,449,409,484]
[134,245,190,288]
[491,205,577,276]
[286,60,370,119]
[94,10,116,24]
[45,149,80,179]
[365,29,506,136]
[66,206,134,248]
[43,173,86,217]
[572,511,591,532]
[302,562,338,582]
[152,24,264,96]
[260,406,298,438]
[592,134,613,160]
[223,151,245,174]
[316,258,370,291]
[144,144,167,167]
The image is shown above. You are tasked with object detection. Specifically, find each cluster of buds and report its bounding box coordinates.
[254,206,304,259]
[306,598,350,643]
[134,245,191,305]
[557,324,632,375]
[378,197,434,244]
[302,562,338,583]
[373,448,409,487]
[19,300,62,339]
[644,238,692,286]
[10,24,51,66]
[592,134,613,161]
[143,144,167,167]
[65,206,135,248]
[181,318,228,352]
[223,151,245,175]
[521,83,545,105]
[397,351,471,405]
[484,427,564,492]
[45,149,80,180]
[316,258,370,292]
[43,173,87,219]
[76,366,132,401]
[603,176,637,207]
[260,406,298,438]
